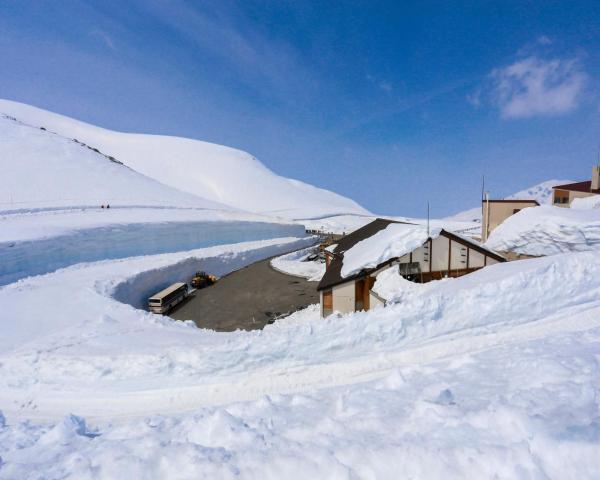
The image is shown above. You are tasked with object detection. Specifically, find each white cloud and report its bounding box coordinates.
[490,56,586,118]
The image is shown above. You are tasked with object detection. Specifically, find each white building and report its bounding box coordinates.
[317,218,505,317]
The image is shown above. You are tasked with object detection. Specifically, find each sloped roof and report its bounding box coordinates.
[317,218,505,291]
[552,181,600,194]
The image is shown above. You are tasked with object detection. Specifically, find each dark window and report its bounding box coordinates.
[513,209,521,214]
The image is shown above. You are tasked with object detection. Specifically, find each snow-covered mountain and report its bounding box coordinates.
[445,179,574,222]
[0,114,230,212]
[0,99,369,220]
[504,179,573,204]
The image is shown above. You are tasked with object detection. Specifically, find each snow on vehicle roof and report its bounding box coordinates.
[341,222,442,278]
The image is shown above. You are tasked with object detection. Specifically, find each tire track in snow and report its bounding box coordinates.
[4,302,600,422]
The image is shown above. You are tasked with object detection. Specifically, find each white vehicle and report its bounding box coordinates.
[148,282,188,314]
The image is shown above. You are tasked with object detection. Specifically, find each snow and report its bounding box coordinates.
[505,179,573,203]
[3,101,600,477]
[302,214,479,237]
[2,249,600,477]
[341,223,441,278]
[0,114,227,213]
[371,265,424,302]
[270,247,325,281]
[485,204,600,256]
[0,99,369,220]
[572,194,600,209]
[0,207,287,244]
[0,215,306,286]
[446,179,574,222]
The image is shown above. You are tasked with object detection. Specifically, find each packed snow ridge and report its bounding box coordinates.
[0,99,369,220]
[485,204,600,256]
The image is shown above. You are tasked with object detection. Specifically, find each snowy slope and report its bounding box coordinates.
[505,179,572,203]
[2,236,600,476]
[2,240,600,417]
[485,204,600,256]
[446,179,574,222]
[0,114,229,212]
[0,99,369,220]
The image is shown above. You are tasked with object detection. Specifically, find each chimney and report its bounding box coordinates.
[593,165,600,191]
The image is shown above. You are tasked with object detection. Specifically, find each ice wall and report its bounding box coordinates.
[0,221,306,286]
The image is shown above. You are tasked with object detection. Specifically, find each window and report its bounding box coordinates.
[513,209,521,214]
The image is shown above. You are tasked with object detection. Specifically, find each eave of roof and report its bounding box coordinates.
[552,180,600,194]
[483,199,539,204]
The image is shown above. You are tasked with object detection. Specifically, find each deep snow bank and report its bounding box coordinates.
[0,220,306,286]
[485,205,600,256]
[2,243,600,422]
[0,99,369,220]
[4,316,600,479]
[2,299,600,479]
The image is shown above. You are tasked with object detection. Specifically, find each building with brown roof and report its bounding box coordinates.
[552,166,600,207]
[317,218,505,317]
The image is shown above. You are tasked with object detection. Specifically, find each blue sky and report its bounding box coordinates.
[2,1,600,216]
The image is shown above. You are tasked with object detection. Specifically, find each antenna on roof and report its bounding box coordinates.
[481,174,485,202]
[427,201,430,237]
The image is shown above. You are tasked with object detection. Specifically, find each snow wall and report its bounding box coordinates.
[0,221,306,286]
[112,237,317,310]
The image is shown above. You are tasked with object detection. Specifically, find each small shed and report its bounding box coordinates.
[317,218,505,317]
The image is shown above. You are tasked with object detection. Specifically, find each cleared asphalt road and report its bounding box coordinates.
[170,257,319,331]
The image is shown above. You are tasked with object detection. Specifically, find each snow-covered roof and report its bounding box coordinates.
[317,218,505,291]
[341,223,441,278]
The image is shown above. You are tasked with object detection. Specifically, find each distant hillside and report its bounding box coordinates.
[445,179,574,222]
[0,99,369,220]
[0,114,228,212]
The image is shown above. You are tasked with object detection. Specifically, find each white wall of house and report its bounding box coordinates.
[332,282,355,314]
[469,249,485,268]
[431,236,448,271]
[450,240,468,270]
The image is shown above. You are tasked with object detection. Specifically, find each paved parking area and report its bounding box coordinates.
[170,257,319,331]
